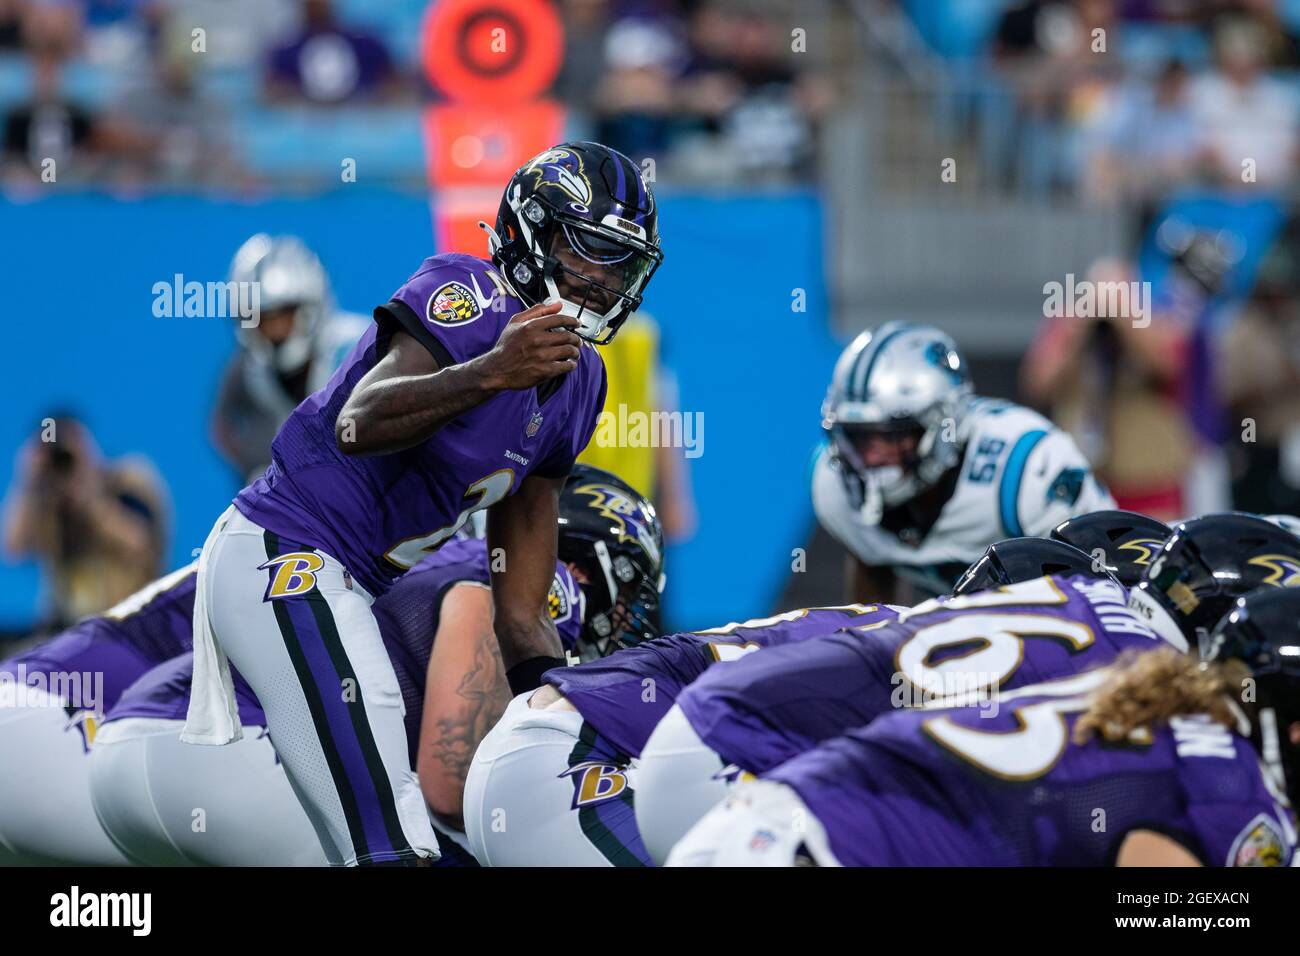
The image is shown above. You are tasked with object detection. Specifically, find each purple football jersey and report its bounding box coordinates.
[0,564,196,716]
[106,540,582,764]
[767,673,1296,866]
[108,652,266,727]
[544,604,902,759]
[234,253,607,596]
[677,575,1173,775]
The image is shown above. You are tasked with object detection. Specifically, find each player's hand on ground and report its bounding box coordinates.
[479,300,582,390]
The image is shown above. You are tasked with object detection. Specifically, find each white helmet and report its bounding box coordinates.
[229,234,330,373]
[821,322,972,517]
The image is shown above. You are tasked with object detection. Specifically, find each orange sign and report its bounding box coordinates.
[420,0,563,106]
[420,0,567,254]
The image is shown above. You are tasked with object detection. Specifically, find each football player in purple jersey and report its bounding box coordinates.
[88,466,647,866]
[463,601,901,867]
[0,564,196,864]
[669,587,1300,867]
[464,470,684,866]
[464,463,900,866]
[182,142,663,865]
[634,513,1300,863]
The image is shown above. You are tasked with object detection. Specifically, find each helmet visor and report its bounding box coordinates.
[833,421,925,473]
[547,221,660,316]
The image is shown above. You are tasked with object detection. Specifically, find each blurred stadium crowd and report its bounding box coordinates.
[902,0,1300,200]
[7,0,1297,195]
[0,0,834,189]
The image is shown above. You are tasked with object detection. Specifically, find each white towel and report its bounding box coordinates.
[181,507,244,745]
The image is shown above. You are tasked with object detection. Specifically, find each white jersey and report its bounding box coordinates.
[813,398,1114,593]
[240,309,369,422]
[218,310,369,480]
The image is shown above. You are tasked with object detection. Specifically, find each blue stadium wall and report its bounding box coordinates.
[0,190,840,634]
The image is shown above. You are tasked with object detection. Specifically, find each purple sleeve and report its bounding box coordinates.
[1187,791,1295,867]
[378,257,511,368]
[550,561,584,650]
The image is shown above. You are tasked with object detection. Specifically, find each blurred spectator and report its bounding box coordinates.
[2,3,160,188]
[1189,16,1298,188]
[157,0,299,69]
[594,15,688,161]
[669,2,829,182]
[1217,239,1300,515]
[1,3,97,183]
[79,0,150,65]
[107,20,244,189]
[555,0,611,126]
[1021,258,1193,521]
[0,0,25,50]
[993,0,1075,60]
[992,0,1123,195]
[2,414,168,631]
[265,0,399,104]
[1084,59,1198,200]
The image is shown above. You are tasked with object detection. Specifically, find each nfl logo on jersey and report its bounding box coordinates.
[526,412,543,438]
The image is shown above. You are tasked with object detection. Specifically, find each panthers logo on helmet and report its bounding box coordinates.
[427,281,482,327]
[1247,554,1300,587]
[923,340,965,384]
[524,147,593,206]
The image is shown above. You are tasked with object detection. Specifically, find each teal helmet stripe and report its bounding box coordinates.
[849,322,909,403]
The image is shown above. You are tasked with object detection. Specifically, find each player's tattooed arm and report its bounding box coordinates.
[336,302,582,455]
[487,474,566,672]
[417,583,509,832]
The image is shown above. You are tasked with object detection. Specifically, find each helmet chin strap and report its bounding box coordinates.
[544,276,617,339]
[856,472,885,524]
[478,220,524,303]
[592,540,620,609]
[478,220,504,259]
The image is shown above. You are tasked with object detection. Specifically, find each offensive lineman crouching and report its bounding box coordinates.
[88,466,637,866]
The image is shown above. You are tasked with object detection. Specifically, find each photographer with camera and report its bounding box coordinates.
[1021,257,1193,522]
[3,413,167,632]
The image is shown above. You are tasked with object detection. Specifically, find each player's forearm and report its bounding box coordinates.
[336,356,504,456]
[419,632,510,831]
[494,613,563,672]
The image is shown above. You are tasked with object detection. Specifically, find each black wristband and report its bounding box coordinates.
[507,655,568,697]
